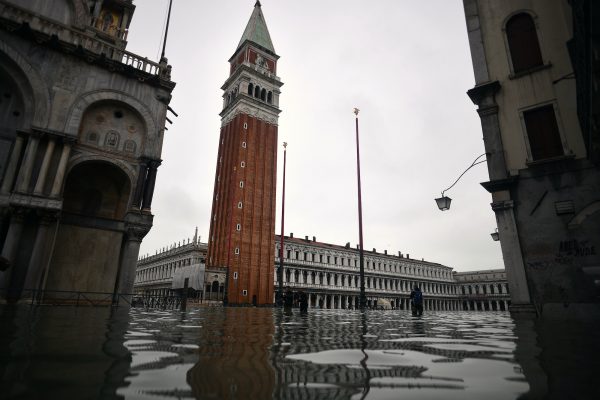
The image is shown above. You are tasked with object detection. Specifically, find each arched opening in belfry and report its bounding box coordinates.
[254,85,260,98]
[248,83,254,95]
[260,88,266,101]
[267,91,272,104]
[45,161,131,294]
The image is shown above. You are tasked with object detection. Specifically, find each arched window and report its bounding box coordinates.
[248,83,254,95]
[260,88,267,101]
[506,13,543,73]
[267,91,272,104]
[254,86,260,98]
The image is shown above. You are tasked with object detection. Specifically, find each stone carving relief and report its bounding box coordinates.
[78,102,145,157]
[255,53,270,70]
[105,131,119,148]
[124,140,136,153]
[87,131,98,144]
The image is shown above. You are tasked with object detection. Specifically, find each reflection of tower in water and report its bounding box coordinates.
[187,308,275,398]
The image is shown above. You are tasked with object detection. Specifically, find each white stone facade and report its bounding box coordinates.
[134,232,510,311]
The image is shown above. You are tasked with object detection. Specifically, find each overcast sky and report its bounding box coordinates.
[128,0,503,272]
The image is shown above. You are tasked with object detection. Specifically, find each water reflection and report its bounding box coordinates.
[1,306,598,399]
[187,308,275,399]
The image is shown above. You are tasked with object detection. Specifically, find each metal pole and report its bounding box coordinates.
[161,0,173,60]
[354,108,366,310]
[277,142,287,306]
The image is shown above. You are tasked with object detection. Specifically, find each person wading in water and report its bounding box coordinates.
[410,285,423,316]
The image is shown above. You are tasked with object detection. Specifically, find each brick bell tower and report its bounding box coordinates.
[207,1,282,305]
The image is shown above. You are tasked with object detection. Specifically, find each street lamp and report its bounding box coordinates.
[354,108,366,310]
[490,228,499,241]
[435,196,452,211]
[435,153,487,211]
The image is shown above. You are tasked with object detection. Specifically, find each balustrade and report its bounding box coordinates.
[0,1,168,78]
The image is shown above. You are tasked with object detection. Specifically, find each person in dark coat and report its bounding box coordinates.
[283,287,294,309]
[410,285,424,316]
[298,290,308,312]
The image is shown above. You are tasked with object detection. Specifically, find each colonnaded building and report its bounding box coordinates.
[0,0,175,303]
[134,231,510,312]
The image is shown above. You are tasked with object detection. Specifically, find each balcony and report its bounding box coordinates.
[0,1,171,81]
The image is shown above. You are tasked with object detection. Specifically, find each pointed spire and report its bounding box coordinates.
[193,226,198,244]
[237,1,275,53]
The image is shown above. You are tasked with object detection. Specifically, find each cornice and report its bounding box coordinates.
[467,80,501,107]
[220,98,280,126]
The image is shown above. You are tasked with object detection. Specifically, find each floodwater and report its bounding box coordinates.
[0,306,598,399]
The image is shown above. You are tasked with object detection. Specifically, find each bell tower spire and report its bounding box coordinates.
[207,2,283,306]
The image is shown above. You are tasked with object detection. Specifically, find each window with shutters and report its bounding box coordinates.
[522,104,564,161]
[505,13,543,74]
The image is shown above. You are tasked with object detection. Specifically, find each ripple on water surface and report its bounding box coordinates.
[1,306,542,400]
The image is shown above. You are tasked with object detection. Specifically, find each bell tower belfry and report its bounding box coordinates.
[207,1,282,305]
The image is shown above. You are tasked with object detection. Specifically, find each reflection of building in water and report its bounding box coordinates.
[454,269,511,311]
[0,0,175,304]
[187,308,275,399]
[135,230,511,311]
[133,228,226,301]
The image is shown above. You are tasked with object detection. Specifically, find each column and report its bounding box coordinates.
[15,135,40,193]
[1,135,25,194]
[114,225,148,302]
[22,215,55,293]
[50,141,73,197]
[493,201,532,307]
[33,138,56,195]
[131,161,148,209]
[0,212,25,296]
[142,160,161,211]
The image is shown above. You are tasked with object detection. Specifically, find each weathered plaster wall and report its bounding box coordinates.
[46,224,123,293]
[476,0,585,171]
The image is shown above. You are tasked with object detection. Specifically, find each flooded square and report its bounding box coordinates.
[1,306,598,399]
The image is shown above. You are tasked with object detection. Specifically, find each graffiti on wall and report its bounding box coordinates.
[558,240,596,257]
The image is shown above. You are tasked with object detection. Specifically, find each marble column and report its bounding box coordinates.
[22,215,55,293]
[131,161,148,209]
[493,200,532,307]
[15,135,40,193]
[141,160,161,211]
[50,141,73,197]
[33,138,56,195]
[115,225,147,302]
[0,212,25,296]
[1,135,25,194]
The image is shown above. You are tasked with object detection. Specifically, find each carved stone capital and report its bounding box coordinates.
[467,81,501,107]
[491,200,514,212]
[147,159,162,170]
[125,224,150,242]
